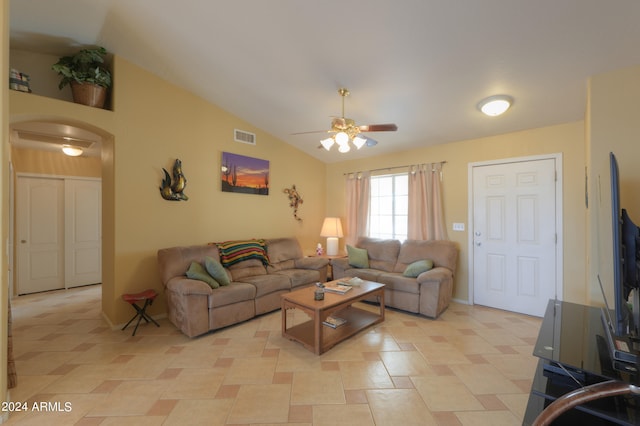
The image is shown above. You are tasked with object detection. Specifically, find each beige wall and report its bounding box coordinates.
[326,121,587,304]
[587,65,640,304]
[9,56,327,325]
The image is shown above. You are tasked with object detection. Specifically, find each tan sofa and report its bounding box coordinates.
[157,237,328,337]
[332,237,458,318]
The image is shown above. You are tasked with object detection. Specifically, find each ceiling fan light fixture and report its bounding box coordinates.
[320,137,335,151]
[338,143,350,153]
[353,135,367,149]
[478,95,513,116]
[62,144,83,156]
[335,131,349,145]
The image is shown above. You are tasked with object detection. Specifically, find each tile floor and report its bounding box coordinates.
[6,284,542,425]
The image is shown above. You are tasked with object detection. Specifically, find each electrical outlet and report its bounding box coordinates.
[452,223,465,231]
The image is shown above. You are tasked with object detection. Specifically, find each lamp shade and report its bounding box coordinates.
[320,217,344,237]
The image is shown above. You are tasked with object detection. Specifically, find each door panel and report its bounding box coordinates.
[472,158,557,317]
[65,179,102,287]
[17,177,65,294]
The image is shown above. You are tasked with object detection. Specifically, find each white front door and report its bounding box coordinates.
[17,176,65,294]
[65,179,102,287]
[471,157,559,317]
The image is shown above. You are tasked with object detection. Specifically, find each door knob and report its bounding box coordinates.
[21,240,26,243]
[475,241,482,246]
[475,231,481,236]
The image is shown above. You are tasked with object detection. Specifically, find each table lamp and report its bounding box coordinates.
[320,217,344,256]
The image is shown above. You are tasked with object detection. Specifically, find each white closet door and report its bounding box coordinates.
[17,176,65,294]
[65,179,102,287]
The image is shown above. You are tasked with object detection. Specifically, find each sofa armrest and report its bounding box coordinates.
[416,267,452,284]
[331,257,351,278]
[294,257,330,270]
[166,277,214,296]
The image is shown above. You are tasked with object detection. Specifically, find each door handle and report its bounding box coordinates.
[21,240,26,243]
[475,241,482,247]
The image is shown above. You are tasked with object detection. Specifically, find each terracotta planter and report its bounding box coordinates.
[70,81,107,109]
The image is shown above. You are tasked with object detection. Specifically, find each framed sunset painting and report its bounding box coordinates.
[221,152,270,195]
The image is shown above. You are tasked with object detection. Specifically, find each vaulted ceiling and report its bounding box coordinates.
[9,1,640,162]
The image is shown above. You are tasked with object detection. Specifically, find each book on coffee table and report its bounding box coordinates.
[323,282,352,294]
[323,316,347,328]
[337,277,364,287]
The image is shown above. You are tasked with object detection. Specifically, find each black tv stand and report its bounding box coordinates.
[523,300,640,425]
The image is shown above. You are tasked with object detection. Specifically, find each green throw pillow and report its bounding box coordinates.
[347,245,369,268]
[403,259,434,277]
[205,256,231,286]
[186,261,219,289]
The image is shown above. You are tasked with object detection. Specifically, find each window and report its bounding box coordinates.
[369,173,408,241]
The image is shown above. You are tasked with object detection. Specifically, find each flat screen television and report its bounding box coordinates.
[610,152,640,337]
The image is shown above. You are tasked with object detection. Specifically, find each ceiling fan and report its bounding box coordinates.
[292,88,397,152]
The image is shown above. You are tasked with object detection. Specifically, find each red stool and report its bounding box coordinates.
[121,289,160,336]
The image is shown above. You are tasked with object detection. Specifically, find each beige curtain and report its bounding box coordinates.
[345,171,370,246]
[408,163,448,240]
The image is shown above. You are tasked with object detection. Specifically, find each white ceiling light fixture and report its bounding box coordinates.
[62,144,83,156]
[478,95,513,116]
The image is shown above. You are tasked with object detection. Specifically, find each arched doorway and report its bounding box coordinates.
[8,119,112,300]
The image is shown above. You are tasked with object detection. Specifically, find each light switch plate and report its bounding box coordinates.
[452,223,465,231]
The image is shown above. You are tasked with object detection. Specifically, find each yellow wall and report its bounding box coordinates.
[587,65,640,304]
[10,56,327,325]
[10,147,101,177]
[326,121,587,304]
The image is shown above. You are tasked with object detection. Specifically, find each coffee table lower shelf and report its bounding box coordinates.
[283,304,383,354]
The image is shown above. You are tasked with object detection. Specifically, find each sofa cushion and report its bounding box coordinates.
[236,274,291,298]
[207,283,256,308]
[273,269,321,289]
[216,239,270,267]
[158,244,220,287]
[204,256,231,286]
[267,258,296,272]
[394,239,458,274]
[356,237,401,272]
[403,259,434,278]
[227,258,267,281]
[186,261,219,289]
[340,267,383,283]
[265,237,303,263]
[379,272,420,294]
[347,245,369,268]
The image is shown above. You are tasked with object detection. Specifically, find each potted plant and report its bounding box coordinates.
[52,46,112,109]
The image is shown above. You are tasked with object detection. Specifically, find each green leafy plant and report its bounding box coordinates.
[51,46,112,89]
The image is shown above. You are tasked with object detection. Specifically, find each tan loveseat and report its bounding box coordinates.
[157,237,328,337]
[332,237,458,318]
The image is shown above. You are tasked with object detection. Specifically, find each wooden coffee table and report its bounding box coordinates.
[281,280,385,354]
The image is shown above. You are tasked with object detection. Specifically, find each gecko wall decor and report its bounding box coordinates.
[283,184,303,221]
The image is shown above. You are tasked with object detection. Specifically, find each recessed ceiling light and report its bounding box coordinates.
[62,145,83,156]
[478,95,513,116]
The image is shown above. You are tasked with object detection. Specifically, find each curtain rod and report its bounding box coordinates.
[343,160,447,176]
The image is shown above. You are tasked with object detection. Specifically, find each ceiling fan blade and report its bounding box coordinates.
[364,137,378,147]
[358,123,398,132]
[291,130,332,135]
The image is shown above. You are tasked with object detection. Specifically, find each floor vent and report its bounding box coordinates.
[234,129,256,145]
